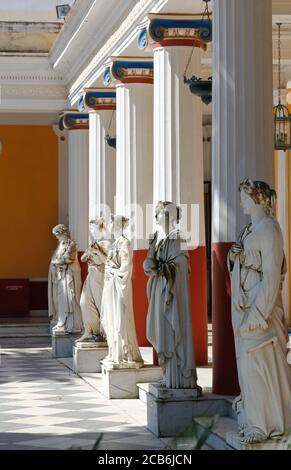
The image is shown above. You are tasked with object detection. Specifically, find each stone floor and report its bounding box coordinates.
[0,347,213,451]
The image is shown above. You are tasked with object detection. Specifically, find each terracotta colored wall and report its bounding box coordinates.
[0,125,58,278]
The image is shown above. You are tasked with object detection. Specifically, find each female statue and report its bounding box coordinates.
[101,215,144,368]
[143,201,200,390]
[228,179,291,444]
[48,224,83,335]
[76,218,110,344]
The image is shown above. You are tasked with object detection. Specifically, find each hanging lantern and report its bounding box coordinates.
[184,75,212,105]
[104,110,116,149]
[105,134,116,149]
[274,103,291,151]
[274,23,291,151]
[183,0,212,104]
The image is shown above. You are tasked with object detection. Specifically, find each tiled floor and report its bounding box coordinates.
[0,348,166,450]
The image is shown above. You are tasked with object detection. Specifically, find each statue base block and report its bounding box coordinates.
[73,345,108,373]
[147,384,203,437]
[52,332,80,358]
[101,364,163,399]
[226,431,285,450]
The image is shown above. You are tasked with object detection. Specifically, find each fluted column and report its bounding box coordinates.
[104,57,154,346]
[82,88,116,219]
[212,0,274,394]
[143,14,211,365]
[53,125,69,225]
[59,111,89,252]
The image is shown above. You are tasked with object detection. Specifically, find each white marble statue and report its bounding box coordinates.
[101,215,144,368]
[48,224,83,335]
[76,218,110,344]
[228,179,291,444]
[144,201,200,390]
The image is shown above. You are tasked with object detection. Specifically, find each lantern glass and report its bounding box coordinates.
[274,104,291,151]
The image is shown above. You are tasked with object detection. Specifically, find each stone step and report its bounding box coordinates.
[0,333,51,347]
[195,416,237,450]
[0,324,50,335]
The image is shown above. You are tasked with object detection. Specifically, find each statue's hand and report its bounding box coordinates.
[229,243,243,264]
[240,309,268,332]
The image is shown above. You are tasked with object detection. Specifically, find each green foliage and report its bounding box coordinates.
[165,415,219,451]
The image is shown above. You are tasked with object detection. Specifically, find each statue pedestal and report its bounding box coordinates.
[52,332,80,358]
[147,384,202,437]
[101,363,163,399]
[226,432,285,450]
[73,342,108,373]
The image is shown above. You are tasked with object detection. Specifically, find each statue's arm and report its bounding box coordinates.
[241,223,283,332]
[57,240,77,265]
[143,234,158,277]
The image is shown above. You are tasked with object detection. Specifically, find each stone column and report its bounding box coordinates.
[53,125,69,225]
[82,88,116,220]
[144,14,211,365]
[104,57,154,346]
[59,111,89,255]
[212,0,274,394]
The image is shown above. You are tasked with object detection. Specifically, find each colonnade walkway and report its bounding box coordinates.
[0,348,167,450]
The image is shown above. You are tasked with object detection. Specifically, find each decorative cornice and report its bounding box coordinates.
[143,14,212,49]
[79,87,116,111]
[59,111,89,131]
[67,0,168,105]
[103,57,154,85]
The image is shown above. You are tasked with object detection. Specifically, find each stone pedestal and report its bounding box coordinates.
[226,432,285,450]
[73,342,108,373]
[147,384,202,437]
[101,364,163,399]
[52,332,80,358]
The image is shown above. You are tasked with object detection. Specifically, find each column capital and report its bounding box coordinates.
[138,13,211,50]
[79,87,116,112]
[59,111,89,131]
[103,56,154,86]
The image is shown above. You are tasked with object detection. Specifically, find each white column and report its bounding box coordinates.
[115,81,153,249]
[68,130,89,250]
[277,150,289,317]
[89,110,116,219]
[53,125,69,225]
[212,0,274,244]
[153,45,205,248]
[146,14,210,365]
[105,58,154,247]
[211,0,274,395]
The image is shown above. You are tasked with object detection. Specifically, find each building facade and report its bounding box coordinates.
[0,0,291,396]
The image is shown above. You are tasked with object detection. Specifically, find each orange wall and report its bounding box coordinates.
[0,125,58,278]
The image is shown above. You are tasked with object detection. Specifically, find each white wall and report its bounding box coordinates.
[0,0,75,22]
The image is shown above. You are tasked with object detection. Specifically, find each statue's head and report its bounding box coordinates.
[109,214,129,236]
[239,179,276,217]
[89,217,106,240]
[155,201,182,228]
[52,224,70,240]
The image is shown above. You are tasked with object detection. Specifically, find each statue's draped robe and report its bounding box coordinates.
[48,239,83,333]
[228,217,291,439]
[80,240,110,337]
[144,231,197,388]
[101,236,143,365]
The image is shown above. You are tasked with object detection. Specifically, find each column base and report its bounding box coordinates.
[73,345,108,373]
[101,364,163,399]
[52,332,80,358]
